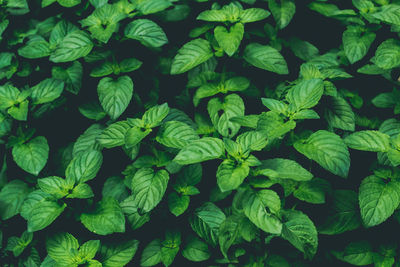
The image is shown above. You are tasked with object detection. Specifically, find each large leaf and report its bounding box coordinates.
[0,180,30,220]
[268,0,296,29]
[50,30,93,63]
[372,39,400,70]
[174,137,225,165]
[281,210,318,259]
[156,120,199,149]
[372,4,400,25]
[98,121,131,148]
[286,78,324,111]
[255,158,313,181]
[97,76,133,120]
[170,39,214,74]
[65,150,103,183]
[294,130,350,178]
[342,26,375,64]
[217,160,249,192]
[241,188,282,234]
[189,202,226,247]
[26,200,66,232]
[344,130,390,152]
[99,240,139,267]
[125,19,168,48]
[182,235,210,262]
[130,168,169,213]
[244,43,288,74]
[332,241,374,266]
[214,23,244,57]
[18,36,51,59]
[31,78,64,105]
[359,175,400,227]
[325,96,355,131]
[81,197,125,235]
[12,136,49,176]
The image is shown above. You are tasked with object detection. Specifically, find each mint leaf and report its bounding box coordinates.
[244,43,288,74]
[125,19,168,48]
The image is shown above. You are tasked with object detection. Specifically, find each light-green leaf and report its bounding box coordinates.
[372,39,400,70]
[174,137,225,165]
[325,96,355,131]
[170,38,214,75]
[281,209,318,259]
[189,202,226,246]
[38,176,72,199]
[156,120,199,149]
[18,36,51,59]
[332,241,374,266]
[142,103,169,128]
[286,78,324,111]
[81,197,125,235]
[99,240,139,267]
[130,168,169,213]
[46,232,79,265]
[12,136,49,176]
[372,4,400,25]
[97,76,134,120]
[240,8,271,23]
[182,235,210,262]
[217,160,249,192]
[125,19,168,48]
[241,188,282,234]
[244,43,288,74]
[294,130,350,178]
[359,175,400,227]
[345,130,390,152]
[255,158,313,181]
[214,23,244,57]
[140,239,162,267]
[50,30,94,63]
[27,200,66,232]
[98,121,131,148]
[65,150,103,183]
[0,180,30,220]
[31,78,64,105]
[268,0,296,29]
[342,26,375,64]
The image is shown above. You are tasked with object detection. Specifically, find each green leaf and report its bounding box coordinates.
[31,78,64,105]
[214,23,244,57]
[208,94,244,137]
[345,130,390,152]
[319,190,361,235]
[255,158,313,181]
[81,197,125,235]
[294,130,350,178]
[0,180,30,220]
[18,36,51,59]
[182,235,210,262]
[140,239,162,267]
[261,98,287,114]
[65,150,103,183]
[268,0,296,29]
[98,121,131,148]
[156,121,199,149]
[293,178,330,204]
[26,200,66,232]
[174,137,225,165]
[359,175,400,227]
[189,202,226,247]
[125,126,151,148]
[0,84,19,109]
[97,76,134,120]
[372,4,400,25]
[257,112,296,140]
[58,0,81,7]
[372,39,400,70]
[285,78,324,111]
[244,43,288,74]
[236,130,268,152]
[240,8,271,23]
[8,99,28,121]
[99,240,139,267]
[38,176,72,199]
[241,188,282,234]
[79,240,100,261]
[12,136,49,176]
[281,209,318,259]
[160,230,181,267]
[52,61,83,95]
[130,168,169,212]
[142,103,169,128]
[170,39,214,75]
[325,96,355,131]
[79,101,107,121]
[50,30,94,63]
[125,19,168,48]
[136,0,172,15]
[342,26,375,64]
[168,192,189,216]
[6,231,33,257]
[67,183,94,199]
[46,232,79,265]
[333,241,374,266]
[73,124,103,156]
[217,160,249,192]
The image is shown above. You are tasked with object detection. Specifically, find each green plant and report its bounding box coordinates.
[1,0,400,266]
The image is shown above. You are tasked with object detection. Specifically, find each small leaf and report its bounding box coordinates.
[372,4,400,25]
[0,180,30,220]
[156,120,199,149]
[50,30,93,63]
[140,239,162,267]
[142,103,169,128]
[255,158,313,181]
[342,26,375,64]
[27,200,66,232]
[99,240,139,267]
[18,36,51,59]
[268,0,296,29]
[31,78,64,105]
[286,78,324,111]
[240,8,271,23]
[182,235,210,262]
[168,192,190,216]
[214,23,244,57]
[65,150,103,183]
[372,39,400,70]
[217,160,249,192]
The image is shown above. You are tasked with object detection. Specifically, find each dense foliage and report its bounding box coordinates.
[1,0,400,266]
